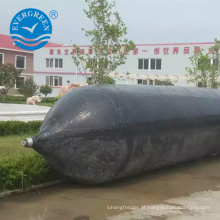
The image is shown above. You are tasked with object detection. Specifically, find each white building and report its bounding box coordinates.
[34,42,215,97]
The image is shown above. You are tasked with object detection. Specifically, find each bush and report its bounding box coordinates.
[54,94,63,102]
[0,153,57,192]
[40,85,53,98]
[18,79,38,97]
[0,95,57,104]
[0,121,42,136]
[0,96,27,103]
[155,79,174,86]
[42,97,56,103]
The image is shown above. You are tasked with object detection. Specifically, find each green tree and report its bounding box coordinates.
[186,50,211,87]
[0,63,22,101]
[40,85,53,98]
[18,79,38,97]
[155,79,174,86]
[209,38,220,88]
[87,75,115,85]
[72,0,136,84]
[186,39,220,88]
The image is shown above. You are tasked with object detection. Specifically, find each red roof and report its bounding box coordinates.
[44,42,64,47]
[1,33,215,51]
[43,42,215,48]
[0,34,63,53]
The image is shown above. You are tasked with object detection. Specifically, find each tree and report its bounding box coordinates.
[186,50,211,87]
[87,75,115,85]
[209,38,220,88]
[18,79,38,97]
[186,39,220,88]
[0,63,22,101]
[72,0,136,84]
[155,79,174,86]
[40,85,53,97]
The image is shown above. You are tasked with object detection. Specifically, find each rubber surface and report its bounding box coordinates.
[31,85,220,183]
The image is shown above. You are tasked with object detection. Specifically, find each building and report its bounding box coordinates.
[34,42,215,97]
[0,34,34,95]
[0,33,63,96]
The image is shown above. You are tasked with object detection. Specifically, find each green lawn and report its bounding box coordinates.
[0,135,35,160]
[0,134,58,192]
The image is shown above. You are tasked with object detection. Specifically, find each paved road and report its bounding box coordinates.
[0,156,219,220]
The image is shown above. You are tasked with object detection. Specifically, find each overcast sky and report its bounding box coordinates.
[1,0,220,45]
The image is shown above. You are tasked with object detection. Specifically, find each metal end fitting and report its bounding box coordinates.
[21,138,33,148]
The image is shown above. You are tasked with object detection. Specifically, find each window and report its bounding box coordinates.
[46,59,54,68]
[46,76,62,86]
[213,59,217,66]
[138,59,161,70]
[137,79,143,84]
[156,59,161,70]
[212,58,219,70]
[0,53,4,64]
[88,57,98,68]
[138,59,143,69]
[54,76,62,86]
[137,79,155,85]
[138,59,149,70]
[46,58,63,68]
[150,59,156,70]
[16,56,26,69]
[137,79,148,85]
[55,58,63,68]
[15,76,25,89]
[59,59,63,68]
[144,59,149,70]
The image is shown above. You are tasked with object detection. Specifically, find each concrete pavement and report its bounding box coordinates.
[0,103,50,121]
[0,156,219,220]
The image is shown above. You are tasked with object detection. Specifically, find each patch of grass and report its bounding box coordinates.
[0,135,58,192]
[0,135,34,157]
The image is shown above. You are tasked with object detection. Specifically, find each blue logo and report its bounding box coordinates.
[49,10,58,19]
[10,8,52,51]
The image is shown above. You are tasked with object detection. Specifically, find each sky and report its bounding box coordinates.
[1,0,220,45]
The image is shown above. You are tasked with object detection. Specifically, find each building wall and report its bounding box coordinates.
[34,42,215,97]
[0,49,33,95]
[34,46,92,97]
[115,43,214,86]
